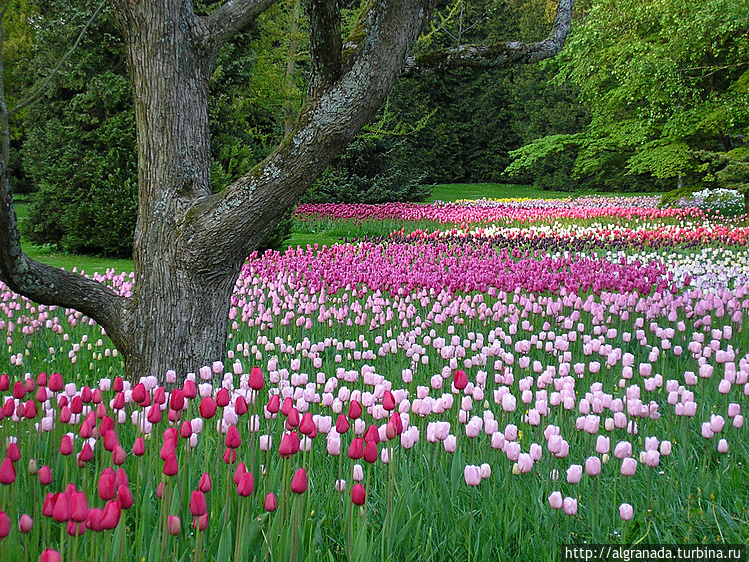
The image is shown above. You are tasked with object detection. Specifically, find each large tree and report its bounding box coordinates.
[0,0,575,382]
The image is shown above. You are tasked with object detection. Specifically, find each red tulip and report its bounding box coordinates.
[85,508,104,532]
[225,425,242,449]
[38,465,52,485]
[103,430,119,452]
[348,400,362,419]
[199,397,217,419]
[266,394,280,414]
[363,441,378,464]
[234,396,248,416]
[70,491,89,522]
[192,513,208,531]
[153,387,166,405]
[81,386,93,403]
[290,468,307,494]
[0,375,9,391]
[351,483,366,506]
[13,381,26,399]
[453,370,468,391]
[52,493,70,522]
[78,443,94,464]
[364,424,380,444]
[2,399,14,418]
[131,383,147,404]
[182,379,197,399]
[48,373,63,392]
[40,549,62,562]
[114,468,129,489]
[117,485,134,509]
[336,414,350,434]
[113,376,124,392]
[59,435,73,456]
[299,413,316,436]
[0,511,9,538]
[348,438,364,460]
[112,392,126,410]
[157,482,164,499]
[281,397,294,416]
[163,452,178,476]
[198,473,212,492]
[189,490,207,516]
[264,492,277,512]
[99,416,115,436]
[286,408,300,428]
[7,442,20,462]
[70,395,83,414]
[132,437,146,456]
[249,367,264,390]
[24,399,37,419]
[18,514,32,534]
[160,439,176,461]
[100,500,121,529]
[112,446,127,466]
[233,462,247,485]
[0,457,16,485]
[35,386,48,403]
[382,391,396,411]
[98,470,116,501]
[236,472,254,497]
[42,493,55,517]
[147,404,162,424]
[24,377,35,393]
[168,515,181,535]
[79,421,93,440]
[180,420,193,439]
[67,521,86,537]
[216,388,230,407]
[279,433,295,458]
[222,448,237,464]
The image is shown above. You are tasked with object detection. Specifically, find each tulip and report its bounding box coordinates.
[163,453,178,476]
[336,414,350,434]
[70,491,89,522]
[0,512,9,539]
[117,485,134,510]
[717,439,728,454]
[193,513,208,531]
[348,438,364,460]
[52,493,71,522]
[291,468,307,494]
[464,465,481,486]
[619,503,634,521]
[264,493,277,512]
[189,491,207,516]
[585,456,602,476]
[566,464,583,484]
[621,457,637,476]
[168,515,181,535]
[199,397,217,419]
[562,497,577,516]
[98,470,116,501]
[225,425,242,449]
[453,370,468,391]
[18,514,32,533]
[40,550,62,562]
[548,491,563,509]
[100,500,121,530]
[351,483,366,505]
[237,472,255,497]
[0,457,16,485]
[348,400,362,419]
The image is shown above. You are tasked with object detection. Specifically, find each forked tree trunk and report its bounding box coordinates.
[0,0,576,383]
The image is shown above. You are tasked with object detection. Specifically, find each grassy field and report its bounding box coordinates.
[425,183,571,202]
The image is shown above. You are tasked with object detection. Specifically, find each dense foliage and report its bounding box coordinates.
[15,0,298,256]
[507,0,749,196]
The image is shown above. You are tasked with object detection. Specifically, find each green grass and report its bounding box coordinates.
[425,183,572,202]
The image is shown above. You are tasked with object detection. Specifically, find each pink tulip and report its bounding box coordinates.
[548,491,563,509]
[168,515,181,535]
[189,491,207,516]
[621,457,637,476]
[619,503,634,521]
[566,464,583,484]
[264,493,277,512]
[585,456,601,476]
[351,483,366,505]
[464,465,481,486]
[717,439,728,454]
[40,549,62,562]
[562,497,577,516]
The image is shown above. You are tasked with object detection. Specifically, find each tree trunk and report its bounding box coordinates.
[113,1,241,380]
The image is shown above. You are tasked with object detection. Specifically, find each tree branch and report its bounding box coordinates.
[0,162,130,352]
[186,0,433,276]
[403,0,575,73]
[201,0,278,47]
[306,0,342,102]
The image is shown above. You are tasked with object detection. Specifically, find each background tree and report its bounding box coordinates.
[0,0,575,382]
[506,0,749,194]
